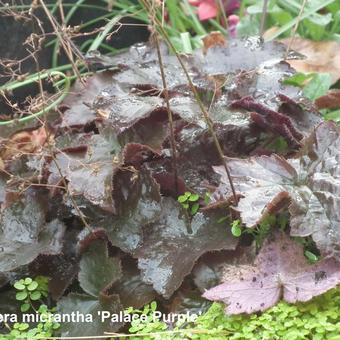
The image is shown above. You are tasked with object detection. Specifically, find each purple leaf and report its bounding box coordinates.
[133,197,238,298]
[213,122,340,259]
[49,130,121,213]
[0,191,65,272]
[203,231,340,314]
[61,72,113,128]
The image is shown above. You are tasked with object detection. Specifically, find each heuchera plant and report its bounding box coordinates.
[0,35,338,336]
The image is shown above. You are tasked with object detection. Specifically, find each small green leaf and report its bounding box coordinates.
[27,281,39,291]
[204,192,211,204]
[303,73,332,100]
[16,291,28,301]
[24,278,33,285]
[21,303,31,312]
[324,109,340,123]
[191,202,200,215]
[283,72,314,87]
[38,304,48,313]
[231,224,242,237]
[52,322,61,330]
[177,195,188,203]
[14,282,26,290]
[29,291,41,301]
[18,323,29,331]
[150,301,157,312]
[188,193,200,202]
[231,219,241,228]
[182,203,189,209]
[10,330,21,337]
[304,250,319,263]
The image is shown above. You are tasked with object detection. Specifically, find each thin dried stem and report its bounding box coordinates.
[259,0,269,38]
[217,0,229,33]
[27,8,93,233]
[143,0,238,205]
[285,0,308,58]
[154,34,179,195]
[39,0,85,83]
[43,328,224,339]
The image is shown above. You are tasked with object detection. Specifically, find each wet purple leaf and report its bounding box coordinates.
[57,292,122,337]
[79,239,122,297]
[0,191,65,272]
[134,197,238,298]
[61,73,114,128]
[203,231,340,314]
[213,122,340,259]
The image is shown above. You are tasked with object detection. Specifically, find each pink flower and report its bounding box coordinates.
[228,14,239,38]
[189,0,240,21]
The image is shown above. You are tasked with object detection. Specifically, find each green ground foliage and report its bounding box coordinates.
[126,287,340,339]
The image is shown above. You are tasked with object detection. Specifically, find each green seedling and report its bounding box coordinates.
[231,219,242,237]
[178,191,200,215]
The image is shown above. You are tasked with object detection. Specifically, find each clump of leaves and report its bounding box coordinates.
[126,301,167,337]
[124,288,340,339]
[178,191,200,215]
[193,287,340,339]
[213,121,340,260]
[227,214,286,248]
[238,0,340,41]
[0,276,60,340]
[14,276,48,312]
[0,37,335,336]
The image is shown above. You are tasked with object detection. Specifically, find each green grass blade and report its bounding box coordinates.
[265,0,336,41]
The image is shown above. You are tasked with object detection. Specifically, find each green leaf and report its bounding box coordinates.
[27,281,38,291]
[265,0,336,41]
[182,203,189,210]
[204,192,211,205]
[303,73,332,100]
[24,278,33,285]
[52,322,61,330]
[283,73,314,87]
[18,323,29,331]
[11,330,20,337]
[231,224,242,237]
[38,304,48,313]
[14,282,26,291]
[304,250,319,263]
[78,239,122,297]
[190,202,200,215]
[29,291,41,301]
[20,303,31,312]
[16,291,28,301]
[177,195,188,203]
[324,109,340,123]
[150,301,157,312]
[188,194,200,202]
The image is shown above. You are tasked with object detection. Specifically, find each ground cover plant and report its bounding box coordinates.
[0,0,340,339]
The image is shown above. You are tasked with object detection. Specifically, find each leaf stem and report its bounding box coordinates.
[154,34,179,196]
[141,0,238,205]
